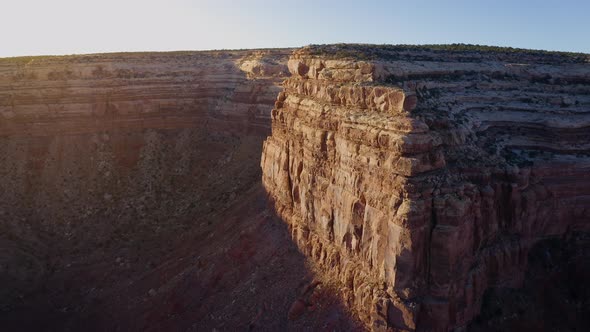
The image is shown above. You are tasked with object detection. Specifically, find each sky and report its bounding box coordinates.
[2,0,589,58]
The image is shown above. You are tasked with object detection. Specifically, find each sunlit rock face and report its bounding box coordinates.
[261,45,590,330]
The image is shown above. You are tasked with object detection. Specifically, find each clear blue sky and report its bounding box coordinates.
[2,0,589,57]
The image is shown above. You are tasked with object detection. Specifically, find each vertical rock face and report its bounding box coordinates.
[261,45,590,330]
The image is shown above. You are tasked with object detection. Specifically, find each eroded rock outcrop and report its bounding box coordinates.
[261,45,590,330]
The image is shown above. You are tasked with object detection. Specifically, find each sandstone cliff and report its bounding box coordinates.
[2,44,589,331]
[261,44,590,330]
[0,50,290,136]
[0,48,369,331]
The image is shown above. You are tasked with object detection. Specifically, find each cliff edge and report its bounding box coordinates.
[261,44,590,330]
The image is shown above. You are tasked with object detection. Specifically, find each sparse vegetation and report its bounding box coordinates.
[305,43,590,64]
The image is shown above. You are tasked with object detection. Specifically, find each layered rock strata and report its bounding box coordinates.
[0,49,290,308]
[0,50,290,137]
[261,45,590,330]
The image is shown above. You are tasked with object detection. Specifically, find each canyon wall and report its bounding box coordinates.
[0,50,289,136]
[2,44,589,331]
[0,49,290,310]
[261,45,590,330]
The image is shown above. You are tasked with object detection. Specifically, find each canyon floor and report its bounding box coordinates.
[0,185,363,331]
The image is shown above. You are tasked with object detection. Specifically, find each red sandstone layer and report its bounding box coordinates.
[261,45,590,331]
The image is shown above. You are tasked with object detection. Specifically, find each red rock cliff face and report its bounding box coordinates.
[261,45,590,330]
